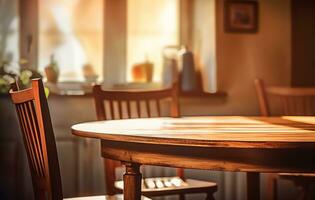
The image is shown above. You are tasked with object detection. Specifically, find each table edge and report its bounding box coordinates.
[71,128,315,149]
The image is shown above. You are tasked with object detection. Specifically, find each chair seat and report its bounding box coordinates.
[64,194,151,200]
[115,177,218,196]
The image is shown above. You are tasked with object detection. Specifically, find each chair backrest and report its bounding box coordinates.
[92,83,181,194]
[92,83,180,120]
[254,78,315,116]
[10,79,62,200]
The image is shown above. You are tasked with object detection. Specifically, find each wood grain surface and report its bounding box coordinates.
[72,116,315,200]
[72,116,315,148]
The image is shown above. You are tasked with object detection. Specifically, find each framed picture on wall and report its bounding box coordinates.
[224,1,258,33]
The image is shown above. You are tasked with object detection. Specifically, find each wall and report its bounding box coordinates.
[0,0,297,200]
[291,0,315,86]
[217,0,292,115]
[187,0,293,199]
[189,0,292,116]
[222,0,293,199]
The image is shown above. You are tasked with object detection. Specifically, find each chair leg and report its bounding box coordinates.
[297,186,306,200]
[297,183,310,200]
[305,184,314,200]
[206,192,215,200]
[273,176,278,200]
[266,173,278,200]
[104,159,116,195]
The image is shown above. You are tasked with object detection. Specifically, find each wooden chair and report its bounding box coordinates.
[92,83,218,199]
[254,78,315,200]
[9,78,150,200]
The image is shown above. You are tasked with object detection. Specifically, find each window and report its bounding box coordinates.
[39,0,103,82]
[193,0,217,92]
[33,0,217,92]
[127,0,179,82]
[0,0,19,68]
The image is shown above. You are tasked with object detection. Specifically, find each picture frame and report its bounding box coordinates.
[224,1,258,33]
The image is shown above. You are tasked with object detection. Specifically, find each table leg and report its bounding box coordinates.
[123,162,142,200]
[247,172,260,200]
[103,159,116,195]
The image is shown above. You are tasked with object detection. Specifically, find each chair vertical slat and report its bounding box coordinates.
[28,101,46,177]
[118,100,123,119]
[280,97,289,115]
[288,98,295,115]
[25,101,43,177]
[104,101,111,120]
[254,79,271,116]
[93,85,107,121]
[304,97,311,115]
[296,97,302,115]
[127,101,132,118]
[109,100,115,120]
[17,104,37,174]
[20,104,38,172]
[146,100,151,117]
[136,100,141,118]
[156,99,161,117]
[20,103,41,176]
[302,98,308,115]
[24,102,45,177]
[103,101,108,120]
[295,97,301,115]
[308,97,314,115]
[299,98,305,115]
[310,97,315,115]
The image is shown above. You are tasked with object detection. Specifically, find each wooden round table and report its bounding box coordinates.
[72,116,315,200]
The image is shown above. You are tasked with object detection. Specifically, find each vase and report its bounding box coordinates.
[132,61,154,82]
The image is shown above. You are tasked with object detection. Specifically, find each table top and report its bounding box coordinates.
[72,116,315,149]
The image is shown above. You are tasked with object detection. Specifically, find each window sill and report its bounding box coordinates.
[45,81,94,97]
[45,82,227,98]
[179,90,227,98]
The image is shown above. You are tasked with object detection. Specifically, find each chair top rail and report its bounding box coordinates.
[10,88,34,104]
[266,86,315,97]
[93,85,176,101]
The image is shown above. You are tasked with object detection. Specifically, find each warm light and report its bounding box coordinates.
[281,116,315,125]
[39,0,103,82]
[127,0,179,82]
[0,1,19,65]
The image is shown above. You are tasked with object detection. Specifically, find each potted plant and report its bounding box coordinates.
[0,59,43,200]
[44,55,59,83]
[0,59,42,94]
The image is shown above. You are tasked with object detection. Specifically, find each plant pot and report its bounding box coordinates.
[45,67,59,83]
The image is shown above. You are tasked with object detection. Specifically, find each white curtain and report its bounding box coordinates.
[127,0,179,82]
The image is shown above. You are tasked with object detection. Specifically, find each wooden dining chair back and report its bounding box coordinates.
[92,83,217,199]
[10,78,151,200]
[10,79,63,200]
[93,83,180,121]
[255,78,315,200]
[93,84,180,193]
[255,78,315,116]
